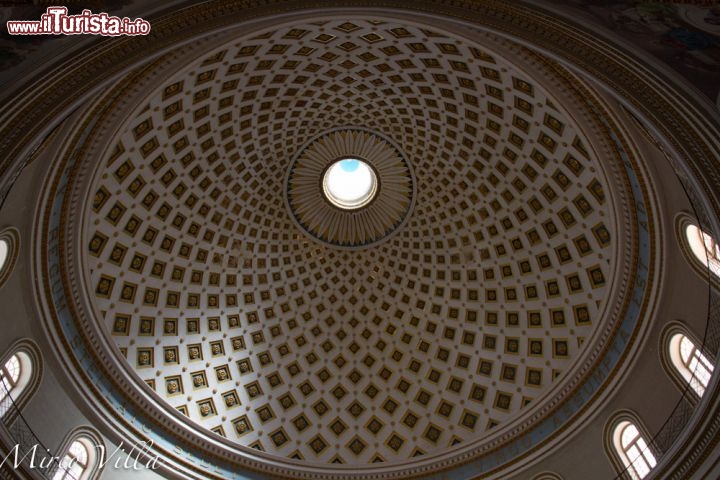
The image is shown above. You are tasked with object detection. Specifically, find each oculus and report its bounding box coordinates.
[285,128,415,248]
[322,158,378,210]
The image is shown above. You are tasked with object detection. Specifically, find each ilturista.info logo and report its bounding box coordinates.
[7,6,150,36]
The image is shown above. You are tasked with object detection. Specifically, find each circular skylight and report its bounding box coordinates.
[322,158,378,209]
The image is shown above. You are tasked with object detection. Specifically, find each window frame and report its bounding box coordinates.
[614,420,657,479]
[0,354,21,402]
[52,427,105,480]
[676,213,720,287]
[53,440,90,480]
[660,322,715,403]
[604,410,660,480]
[685,223,720,278]
[0,339,41,424]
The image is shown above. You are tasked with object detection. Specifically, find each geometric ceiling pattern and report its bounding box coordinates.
[84,18,613,465]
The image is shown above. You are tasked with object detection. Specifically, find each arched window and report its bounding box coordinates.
[669,333,713,397]
[0,340,41,422]
[0,227,19,288]
[52,428,104,480]
[605,411,659,480]
[53,440,90,480]
[661,323,715,402]
[613,421,657,479]
[685,223,720,278]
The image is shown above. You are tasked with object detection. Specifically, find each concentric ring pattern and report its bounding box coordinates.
[84,18,615,465]
[286,128,414,247]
